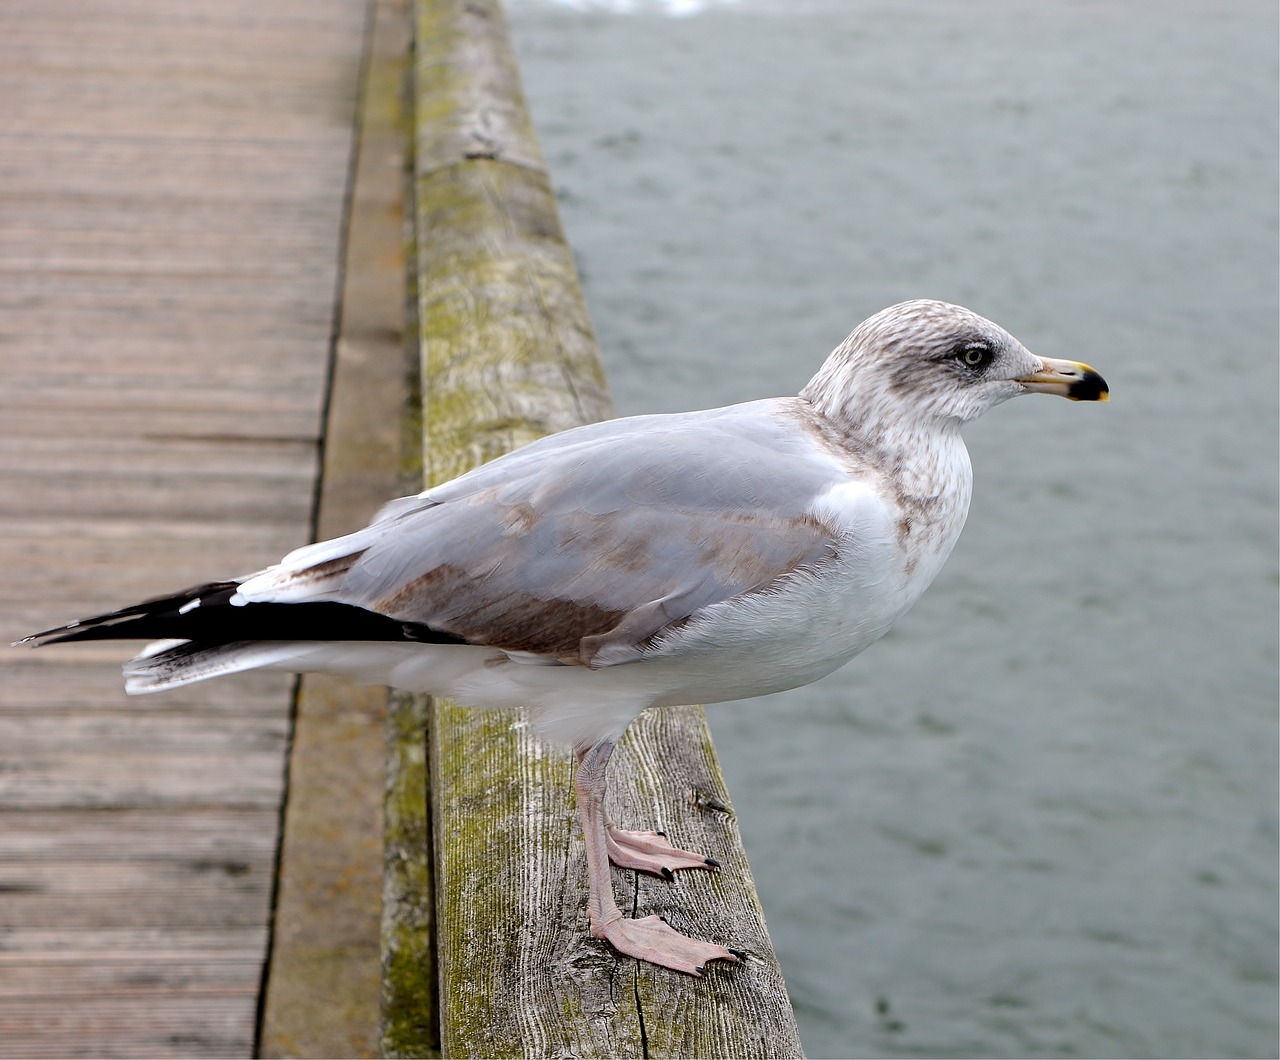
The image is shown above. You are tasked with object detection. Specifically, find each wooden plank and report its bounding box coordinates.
[0,749,287,812]
[0,475,316,525]
[0,997,257,1060]
[381,689,438,1057]
[0,0,370,1054]
[1,657,294,714]
[0,808,279,861]
[257,0,413,1055]
[0,928,267,957]
[0,955,260,997]
[0,860,274,931]
[0,809,278,1030]
[383,1,804,1056]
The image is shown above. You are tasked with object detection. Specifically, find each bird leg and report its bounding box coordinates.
[574,739,737,976]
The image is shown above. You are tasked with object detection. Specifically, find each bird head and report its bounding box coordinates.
[801,299,1108,436]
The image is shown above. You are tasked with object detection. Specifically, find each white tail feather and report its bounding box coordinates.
[124,641,324,693]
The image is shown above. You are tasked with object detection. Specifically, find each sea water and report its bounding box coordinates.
[506,3,1280,1055]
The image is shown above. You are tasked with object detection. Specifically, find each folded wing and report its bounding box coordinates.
[236,401,845,666]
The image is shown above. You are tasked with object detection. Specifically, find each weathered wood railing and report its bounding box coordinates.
[374,0,802,1055]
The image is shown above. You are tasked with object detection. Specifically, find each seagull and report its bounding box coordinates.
[20,300,1108,975]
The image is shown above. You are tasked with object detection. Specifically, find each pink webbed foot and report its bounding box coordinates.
[605,823,721,880]
[575,740,736,975]
[593,913,738,976]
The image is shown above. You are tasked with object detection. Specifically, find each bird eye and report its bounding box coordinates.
[957,343,992,369]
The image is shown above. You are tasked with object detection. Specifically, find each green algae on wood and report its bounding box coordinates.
[385,0,804,1055]
[410,0,609,490]
[382,689,440,1059]
[429,701,805,1058]
[416,155,610,487]
[258,0,412,1054]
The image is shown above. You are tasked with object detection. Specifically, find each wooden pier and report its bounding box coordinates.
[1,0,802,1055]
[0,0,373,1053]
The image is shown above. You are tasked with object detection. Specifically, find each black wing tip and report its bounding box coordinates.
[16,619,139,649]
[19,626,130,649]
[17,583,469,650]
[15,581,242,650]
[14,619,92,649]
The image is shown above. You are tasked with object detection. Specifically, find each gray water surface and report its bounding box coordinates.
[506,2,1279,1055]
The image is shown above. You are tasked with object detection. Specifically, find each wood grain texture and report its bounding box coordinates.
[258,4,414,1053]
[412,0,611,488]
[0,0,368,1054]
[382,689,440,1058]
[384,0,804,1055]
[429,705,805,1059]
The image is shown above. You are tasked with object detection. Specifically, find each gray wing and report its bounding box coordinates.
[240,400,845,666]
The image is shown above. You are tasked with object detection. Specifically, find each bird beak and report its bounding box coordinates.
[1015,356,1110,402]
